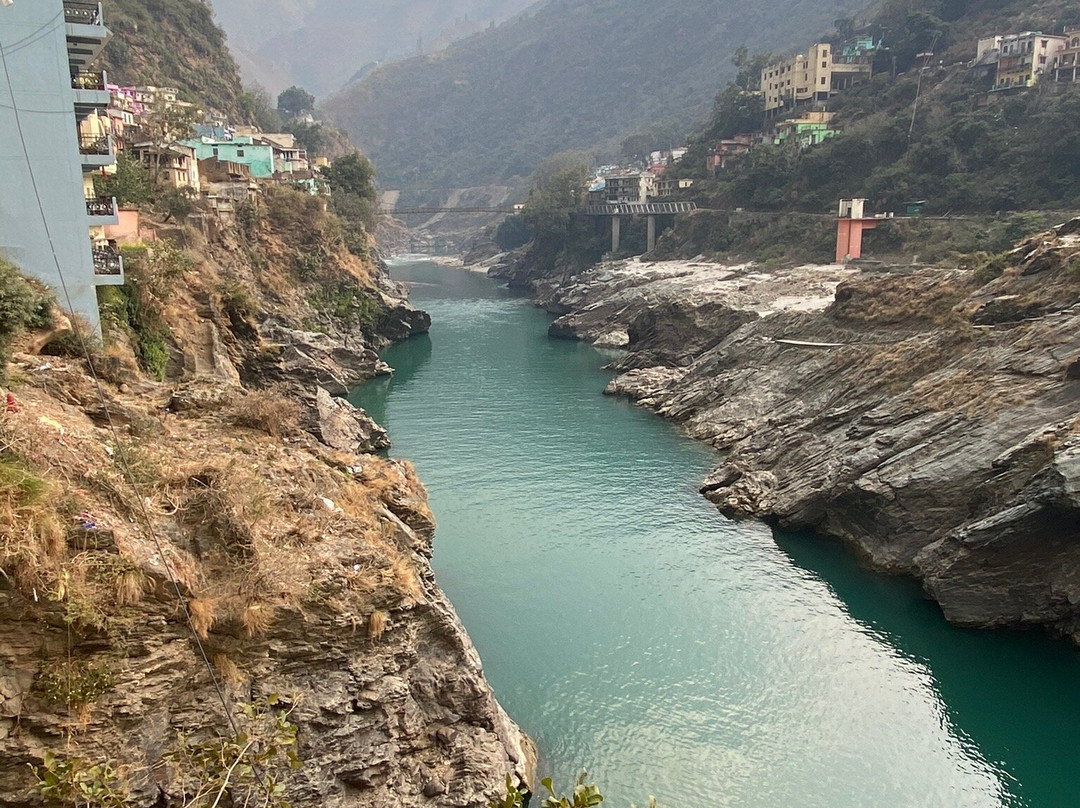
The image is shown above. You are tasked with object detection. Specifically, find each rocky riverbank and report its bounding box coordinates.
[0,201,533,806]
[483,221,1080,644]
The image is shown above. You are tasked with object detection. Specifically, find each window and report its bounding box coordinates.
[821,77,827,84]
[237,149,245,157]
[212,147,218,157]
[823,61,828,68]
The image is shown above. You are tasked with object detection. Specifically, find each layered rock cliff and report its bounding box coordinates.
[489,221,1080,644]
[0,194,532,806]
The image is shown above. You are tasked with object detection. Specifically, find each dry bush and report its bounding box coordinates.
[231,390,302,439]
[367,609,388,641]
[114,565,148,607]
[0,452,65,591]
[210,653,246,688]
[240,601,275,637]
[187,598,216,639]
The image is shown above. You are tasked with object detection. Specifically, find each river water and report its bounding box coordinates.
[351,258,1080,808]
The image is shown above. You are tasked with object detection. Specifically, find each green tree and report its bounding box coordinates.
[522,151,592,239]
[277,86,316,118]
[93,153,155,207]
[238,89,284,132]
[703,84,765,140]
[489,773,665,808]
[322,152,378,201]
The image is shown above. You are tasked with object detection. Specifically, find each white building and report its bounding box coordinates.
[0,0,123,335]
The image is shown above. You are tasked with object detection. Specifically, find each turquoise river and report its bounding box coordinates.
[351,258,1080,808]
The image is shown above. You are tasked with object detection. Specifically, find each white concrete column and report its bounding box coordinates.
[611,215,621,253]
[647,215,657,252]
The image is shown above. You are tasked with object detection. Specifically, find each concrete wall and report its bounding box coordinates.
[0,0,103,333]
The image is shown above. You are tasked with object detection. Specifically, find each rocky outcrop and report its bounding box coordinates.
[0,355,534,808]
[247,325,393,397]
[308,386,391,453]
[510,223,1080,644]
[0,194,526,806]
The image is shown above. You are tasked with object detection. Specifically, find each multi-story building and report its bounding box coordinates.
[762,44,831,117]
[1052,30,1080,83]
[761,41,873,117]
[0,0,123,335]
[130,141,201,191]
[706,133,762,173]
[602,171,657,204]
[180,135,276,178]
[654,177,694,197]
[774,110,839,149]
[978,32,1068,89]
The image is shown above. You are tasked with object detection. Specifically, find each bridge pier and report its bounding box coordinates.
[611,216,621,253]
[647,215,656,253]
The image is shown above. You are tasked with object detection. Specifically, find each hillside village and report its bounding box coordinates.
[2,0,347,337]
[590,23,1080,211]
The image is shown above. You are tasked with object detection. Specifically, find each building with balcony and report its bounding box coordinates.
[602,171,657,204]
[761,41,872,117]
[0,0,122,336]
[978,32,1068,89]
[1052,31,1080,83]
[774,110,839,149]
[131,141,201,191]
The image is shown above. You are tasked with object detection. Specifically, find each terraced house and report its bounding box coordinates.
[0,0,122,335]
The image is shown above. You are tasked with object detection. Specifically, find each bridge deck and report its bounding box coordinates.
[584,202,697,216]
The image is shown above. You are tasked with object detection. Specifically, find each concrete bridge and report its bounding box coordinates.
[378,201,699,253]
[583,202,697,252]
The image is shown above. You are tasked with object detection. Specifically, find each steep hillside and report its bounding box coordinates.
[209,0,537,96]
[675,0,1080,215]
[101,0,246,116]
[322,0,865,189]
[0,186,535,806]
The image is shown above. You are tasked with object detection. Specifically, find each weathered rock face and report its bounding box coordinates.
[0,355,534,808]
[308,386,391,453]
[505,224,1080,644]
[247,324,393,397]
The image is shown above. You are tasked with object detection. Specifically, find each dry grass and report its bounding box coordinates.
[0,451,65,592]
[210,653,246,688]
[231,389,302,439]
[240,601,275,637]
[367,609,388,641]
[187,598,216,639]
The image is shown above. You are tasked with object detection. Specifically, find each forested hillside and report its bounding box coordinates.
[322,0,865,189]
[209,0,537,96]
[676,0,1080,215]
[101,0,247,117]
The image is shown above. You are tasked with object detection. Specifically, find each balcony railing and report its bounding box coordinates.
[64,1,102,25]
[92,246,122,276]
[72,71,106,91]
[78,133,111,156]
[85,196,116,218]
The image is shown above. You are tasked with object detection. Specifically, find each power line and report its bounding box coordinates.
[0,33,274,797]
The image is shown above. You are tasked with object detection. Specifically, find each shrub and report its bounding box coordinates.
[35,659,115,714]
[0,259,52,371]
[0,455,64,591]
[232,390,302,439]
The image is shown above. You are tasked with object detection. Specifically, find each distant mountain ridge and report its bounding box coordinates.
[208,0,538,95]
[322,0,865,190]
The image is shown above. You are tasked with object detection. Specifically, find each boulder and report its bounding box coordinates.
[307,386,390,454]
